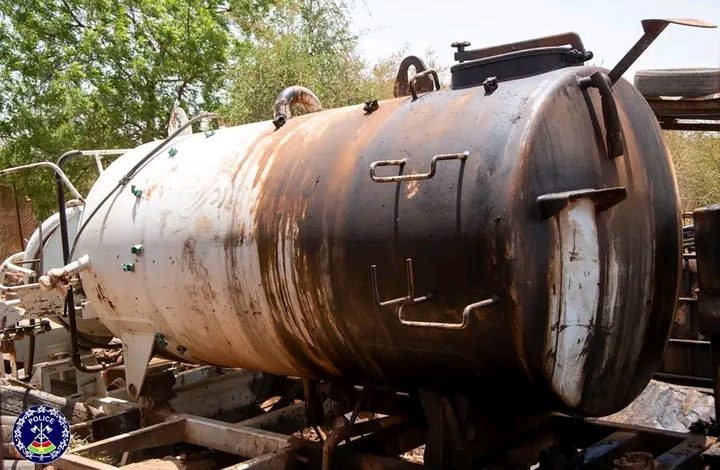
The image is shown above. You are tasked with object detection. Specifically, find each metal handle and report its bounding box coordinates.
[398,296,499,330]
[371,258,432,308]
[579,72,624,159]
[369,151,468,183]
[409,69,440,101]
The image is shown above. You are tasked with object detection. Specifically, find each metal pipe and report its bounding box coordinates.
[93,153,104,174]
[0,252,39,292]
[668,338,709,346]
[272,86,322,129]
[57,148,131,171]
[54,165,107,374]
[12,183,24,250]
[1,252,35,277]
[0,161,83,201]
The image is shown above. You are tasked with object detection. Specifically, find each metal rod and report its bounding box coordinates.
[654,371,714,387]
[0,161,83,200]
[12,183,24,250]
[608,24,669,84]
[94,153,104,174]
[398,296,498,330]
[668,338,709,346]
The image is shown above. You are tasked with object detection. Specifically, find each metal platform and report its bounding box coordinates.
[55,405,720,470]
[645,93,720,131]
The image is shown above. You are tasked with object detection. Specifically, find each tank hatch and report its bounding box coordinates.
[450,32,593,90]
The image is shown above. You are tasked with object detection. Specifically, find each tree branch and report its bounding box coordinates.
[60,0,90,29]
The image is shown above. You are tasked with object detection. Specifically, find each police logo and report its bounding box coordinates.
[12,405,70,463]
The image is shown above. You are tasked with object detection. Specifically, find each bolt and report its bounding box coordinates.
[155,333,168,349]
[121,263,135,272]
[131,185,143,197]
[131,244,144,255]
[177,345,188,355]
[483,76,499,95]
[272,115,286,130]
[363,99,379,114]
[204,129,215,138]
[128,383,137,396]
[451,40,471,53]
[168,147,178,158]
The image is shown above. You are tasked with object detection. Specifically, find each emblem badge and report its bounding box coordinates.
[12,405,70,463]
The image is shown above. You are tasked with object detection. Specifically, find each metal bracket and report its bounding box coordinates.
[370,151,468,183]
[394,55,431,98]
[537,186,627,220]
[121,332,156,400]
[398,296,499,330]
[371,258,432,308]
[409,69,440,101]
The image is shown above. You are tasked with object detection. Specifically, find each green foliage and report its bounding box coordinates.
[222,0,390,124]
[0,0,276,216]
[666,131,720,212]
[0,0,440,218]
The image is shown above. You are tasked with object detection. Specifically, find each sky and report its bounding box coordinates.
[350,0,720,81]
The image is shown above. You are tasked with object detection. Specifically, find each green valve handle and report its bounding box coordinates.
[121,263,135,272]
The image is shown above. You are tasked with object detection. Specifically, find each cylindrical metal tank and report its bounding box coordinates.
[75,64,680,416]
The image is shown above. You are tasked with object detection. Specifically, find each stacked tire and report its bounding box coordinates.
[634,68,720,97]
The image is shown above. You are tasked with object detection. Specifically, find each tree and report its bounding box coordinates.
[222,0,386,125]
[0,0,277,215]
[666,131,720,212]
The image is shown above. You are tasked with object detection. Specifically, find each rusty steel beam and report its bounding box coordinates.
[654,435,716,469]
[55,453,121,470]
[646,96,720,119]
[220,450,292,470]
[578,431,641,468]
[660,121,720,132]
[183,415,290,457]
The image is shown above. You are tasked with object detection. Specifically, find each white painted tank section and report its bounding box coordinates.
[545,198,600,408]
[75,115,349,376]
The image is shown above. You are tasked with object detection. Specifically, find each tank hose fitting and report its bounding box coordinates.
[272,86,322,129]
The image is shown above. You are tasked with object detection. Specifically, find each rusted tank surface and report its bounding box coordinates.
[74,64,680,417]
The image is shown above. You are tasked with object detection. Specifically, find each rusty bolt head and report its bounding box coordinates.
[451,41,471,52]
[272,116,286,130]
[483,76,499,95]
[131,244,144,255]
[131,185,143,198]
[168,147,178,158]
[363,100,379,114]
[121,263,135,272]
